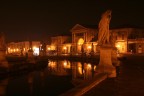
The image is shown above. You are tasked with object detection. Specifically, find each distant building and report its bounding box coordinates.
[111,27,144,53]
[46,36,71,55]
[47,24,144,55]
[70,24,98,55]
[7,24,144,56]
[7,41,41,56]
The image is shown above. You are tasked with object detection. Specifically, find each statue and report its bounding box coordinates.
[0,32,6,49]
[97,10,117,78]
[97,10,112,46]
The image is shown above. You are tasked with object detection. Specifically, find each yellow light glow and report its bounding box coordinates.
[14,49,15,52]
[87,64,91,69]
[63,62,67,66]
[24,48,25,51]
[48,61,56,68]
[63,46,67,50]
[33,46,36,50]
[16,49,19,51]
[94,65,97,71]
[48,47,51,50]
[78,43,81,45]
[116,44,121,48]
[78,38,84,45]
[88,46,91,49]
[78,67,82,74]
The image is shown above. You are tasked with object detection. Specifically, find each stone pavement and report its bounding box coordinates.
[83,55,144,96]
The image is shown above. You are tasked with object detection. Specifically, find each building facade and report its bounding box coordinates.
[46,36,71,55]
[7,24,144,56]
[7,41,41,56]
[47,24,144,55]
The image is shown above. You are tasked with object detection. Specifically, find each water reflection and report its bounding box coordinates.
[48,60,71,76]
[71,62,97,85]
[48,60,98,85]
[0,59,98,95]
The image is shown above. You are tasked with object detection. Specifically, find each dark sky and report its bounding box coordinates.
[0,0,144,43]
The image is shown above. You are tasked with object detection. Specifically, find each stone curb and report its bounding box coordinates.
[60,73,107,96]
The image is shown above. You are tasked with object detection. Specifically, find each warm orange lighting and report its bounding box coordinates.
[48,61,56,68]
[116,44,120,48]
[63,46,67,50]
[63,62,67,66]
[78,38,84,45]
[48,47,51,50]
[63,61,71,69]
[115,42,125,53]
[78,63,83,75]
[78,67,82,74]
[88,46,91,49]
[94,65,97,71]
[16,48,19,51]
[33,46,36,50]
[87,64,92,69]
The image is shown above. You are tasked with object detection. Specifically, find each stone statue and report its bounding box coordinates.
[97,10,112,46]
[0,32,6,49]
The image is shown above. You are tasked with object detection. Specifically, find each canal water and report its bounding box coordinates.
[0,59,98,96]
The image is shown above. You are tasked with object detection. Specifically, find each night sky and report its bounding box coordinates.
[0,0,144,43]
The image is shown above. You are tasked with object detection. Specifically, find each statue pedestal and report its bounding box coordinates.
[97,45,116,78]
[0,49,9,70]
[112,47,120,67]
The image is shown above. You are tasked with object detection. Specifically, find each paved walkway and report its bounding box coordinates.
[83,55,144,96]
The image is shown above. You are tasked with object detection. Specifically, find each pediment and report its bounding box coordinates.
[70,24,88,32]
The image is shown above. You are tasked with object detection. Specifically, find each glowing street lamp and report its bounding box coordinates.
[63,46,67,54]
[63,46,67,50]
[88,46,91,49]
[116,44,121,48]
[48,47,51,50]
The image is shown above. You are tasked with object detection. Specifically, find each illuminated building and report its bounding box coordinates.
[6,25,144,56]
[46,36,71,55]
[47,24,144,55]
[7,41,41,56]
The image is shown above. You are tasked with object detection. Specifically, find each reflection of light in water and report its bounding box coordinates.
[94,65,97,71]
[63,61,71,69]
[87,64,91,69]
[63,61,67,66]
[78,62,82,75]
[48,60,71,76]
[78,67,82,74]
[48,61,56,68]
